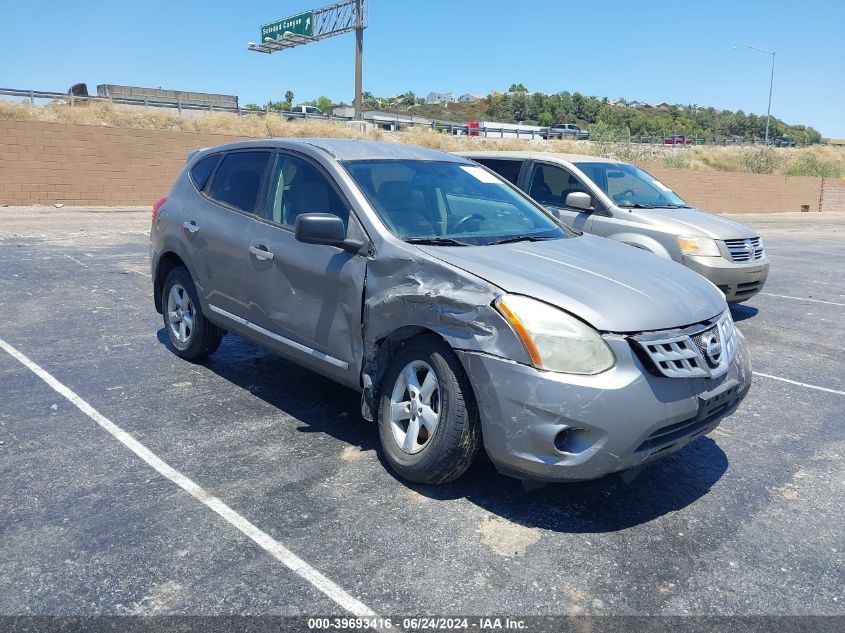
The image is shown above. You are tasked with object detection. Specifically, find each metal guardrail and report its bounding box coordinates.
[0,87,811,146]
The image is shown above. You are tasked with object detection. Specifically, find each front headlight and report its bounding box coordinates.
[677,235,720,257]
[496,295,615,375]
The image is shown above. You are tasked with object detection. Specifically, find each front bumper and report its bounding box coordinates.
[683,255,769,303]
[458,331,751,483]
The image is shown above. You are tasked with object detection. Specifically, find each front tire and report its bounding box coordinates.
[162,267,223,360]
[378,337,481,484]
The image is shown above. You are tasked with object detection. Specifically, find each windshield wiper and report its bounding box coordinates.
[618,203,656,209]
[405,237,470,246]
[485,234,561,245]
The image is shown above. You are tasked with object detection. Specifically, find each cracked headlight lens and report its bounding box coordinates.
[677,235,720,257]
[496,295,615,375]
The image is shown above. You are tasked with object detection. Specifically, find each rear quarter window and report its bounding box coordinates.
[189,154,220,191]
[473,159,523,185]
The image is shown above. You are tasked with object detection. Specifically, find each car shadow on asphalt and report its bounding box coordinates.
[403,437,728,533]
[730,303,758,322]
[158,329,730,534]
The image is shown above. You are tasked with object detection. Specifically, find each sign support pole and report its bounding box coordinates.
[354,0,363,121]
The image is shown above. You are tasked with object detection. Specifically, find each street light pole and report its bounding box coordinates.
[734,45,776,145]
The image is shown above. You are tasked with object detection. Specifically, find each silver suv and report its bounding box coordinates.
[151,139,750,485]
[460,152,770,303]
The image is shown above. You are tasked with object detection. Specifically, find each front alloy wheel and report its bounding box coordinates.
[377,337,481,484]
[389,360,440,454]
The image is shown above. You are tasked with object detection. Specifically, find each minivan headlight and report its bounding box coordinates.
[496,295,615,375]
[677,235,720,257]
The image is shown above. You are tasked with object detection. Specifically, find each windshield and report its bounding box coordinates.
[574,162,689,208]
[344,160,568,245]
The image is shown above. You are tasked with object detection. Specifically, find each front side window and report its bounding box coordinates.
[264,154,349,229]
[208,151,272,213]
[527,164,589,208]
[575,162,689,209]
[344,160,567,245]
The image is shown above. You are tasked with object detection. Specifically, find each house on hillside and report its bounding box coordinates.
[627,100,646,109]
[458,93,483,104]
[425,92,455,105]
[609,98,627,106]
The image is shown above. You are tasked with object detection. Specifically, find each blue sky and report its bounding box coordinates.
[1,0,842,136]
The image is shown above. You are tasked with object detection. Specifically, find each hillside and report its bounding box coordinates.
[371,89,824,145]
[1,100,842,178]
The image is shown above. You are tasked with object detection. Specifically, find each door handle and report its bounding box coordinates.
[249,245,274,261]
[183,221,199,234]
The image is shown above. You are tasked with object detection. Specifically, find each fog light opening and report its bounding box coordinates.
[554,427,591,454]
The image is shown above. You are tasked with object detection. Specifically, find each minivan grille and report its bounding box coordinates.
[632,311,738,379]
[724,237,765,263]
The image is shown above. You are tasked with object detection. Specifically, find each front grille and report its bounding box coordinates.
[735,281,762,296]
[632,311,738,379]
[724,237,765,263]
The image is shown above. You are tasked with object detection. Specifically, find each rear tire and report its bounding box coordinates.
[378,337,481,484]
[162,267,223,360]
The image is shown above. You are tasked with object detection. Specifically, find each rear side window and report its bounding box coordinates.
[208,151,272,213]
[473,159,522,185]
[189,154,220,191]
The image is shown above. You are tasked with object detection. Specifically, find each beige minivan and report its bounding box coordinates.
[460,151,769,303]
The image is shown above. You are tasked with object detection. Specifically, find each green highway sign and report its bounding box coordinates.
[261,11,314,42]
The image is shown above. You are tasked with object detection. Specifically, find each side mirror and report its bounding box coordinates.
[566,191,593,212]
[294,213,362,253]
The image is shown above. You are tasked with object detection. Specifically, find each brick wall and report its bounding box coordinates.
[0,120,250,206]
[0,119,840,212]
[821,177,845,213]
[641,164,824,213]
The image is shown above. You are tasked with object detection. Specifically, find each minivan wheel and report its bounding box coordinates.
[162,267,223,360]
[378,338,481,484]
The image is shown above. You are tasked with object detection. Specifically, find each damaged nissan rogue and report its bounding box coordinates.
[151,139,751,485]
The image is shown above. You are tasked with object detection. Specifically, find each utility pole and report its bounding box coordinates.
[354,0,364,121]
[733,45,776,145]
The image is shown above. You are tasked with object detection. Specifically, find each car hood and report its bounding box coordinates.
[416,234,726,332]
[628,207,758,240]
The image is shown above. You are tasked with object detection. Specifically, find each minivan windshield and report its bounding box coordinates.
[574,162,690,209]
[344,160,568,245]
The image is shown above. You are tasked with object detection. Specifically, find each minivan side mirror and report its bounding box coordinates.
[566,191,593,212]
[294,213,363,253]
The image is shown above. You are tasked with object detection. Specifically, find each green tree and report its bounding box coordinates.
[509,83,528,93]
[284,90,294,109]
[316,95,333,111]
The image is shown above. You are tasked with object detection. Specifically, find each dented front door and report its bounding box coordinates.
[244,152,366,388]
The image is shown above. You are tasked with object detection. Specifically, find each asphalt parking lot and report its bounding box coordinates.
[0,207,843,619]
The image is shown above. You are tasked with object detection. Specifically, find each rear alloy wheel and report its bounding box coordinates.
[378,338,481,484]
[167,283,195,346]
[161,267,223,360]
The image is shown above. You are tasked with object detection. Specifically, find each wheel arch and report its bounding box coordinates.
[611,232,676,261]
[153,251,188,314]
[360,325,477,422]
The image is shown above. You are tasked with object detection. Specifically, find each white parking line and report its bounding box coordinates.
[753,372,845,396]
[0,336,376,617]
[760,293,845,307]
